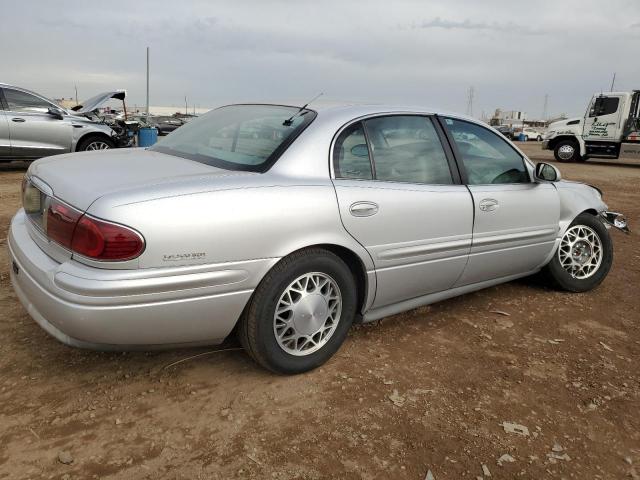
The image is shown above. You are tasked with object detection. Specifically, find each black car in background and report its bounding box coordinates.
[150,116,185,136]
[151,117,185,135]
[494,125,515,139]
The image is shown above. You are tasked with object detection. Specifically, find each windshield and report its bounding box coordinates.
[150,104,316,172]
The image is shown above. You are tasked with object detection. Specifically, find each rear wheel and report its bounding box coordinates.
[536,135,543,141]
[238,248,357,374]
[76,135,114,152]
[554,139,580,162]
[542,213,613,292]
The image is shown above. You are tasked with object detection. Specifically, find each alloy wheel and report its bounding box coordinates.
[558,225,603,279]
[85,141,111,151]
[273,272,342,356]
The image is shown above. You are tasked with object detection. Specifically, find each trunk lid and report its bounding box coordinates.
[28,148,250,211]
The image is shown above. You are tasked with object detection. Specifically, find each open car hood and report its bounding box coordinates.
[71,90,126,114]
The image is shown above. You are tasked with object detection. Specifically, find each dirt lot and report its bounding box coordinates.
[0,144,638,479]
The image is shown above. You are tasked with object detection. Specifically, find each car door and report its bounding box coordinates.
[583,95,623,142]
[332,115,474,309]
[0,95,10,158]
[440,117,560,286]
[2,87,72,158]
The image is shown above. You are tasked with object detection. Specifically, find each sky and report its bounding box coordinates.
[2,0,639,119]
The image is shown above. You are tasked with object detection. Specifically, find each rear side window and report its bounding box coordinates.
[444,118,529,185]
[4,88,53,113]
[333,122,373,180]
[589,97,620,117]
[364,116,453,184]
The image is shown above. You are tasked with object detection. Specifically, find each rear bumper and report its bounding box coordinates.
[8,210,277,350]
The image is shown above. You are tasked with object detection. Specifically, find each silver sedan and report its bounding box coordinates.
[8,104,629,373]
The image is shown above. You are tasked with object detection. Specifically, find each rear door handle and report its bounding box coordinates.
[11,118,26,122]
[349,201,379,217]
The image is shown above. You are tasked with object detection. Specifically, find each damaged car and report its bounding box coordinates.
[0,83,136,161]
[8,104,630,374]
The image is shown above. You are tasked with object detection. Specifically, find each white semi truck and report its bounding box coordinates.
[543,91,640,162]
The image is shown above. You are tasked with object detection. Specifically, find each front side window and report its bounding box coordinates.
[589,97,620,117]
[4,89,53,113]
[333,122,373,180]
[444,118,529,185]
[151,104,316,172]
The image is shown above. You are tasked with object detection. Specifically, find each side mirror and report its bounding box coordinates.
[534,162,561,182]
[350,144,369,158]
[47,107,64,120]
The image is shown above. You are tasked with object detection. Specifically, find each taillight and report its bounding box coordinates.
[46,198,82,249]
[71,215,145,261]
[39,197,144,261]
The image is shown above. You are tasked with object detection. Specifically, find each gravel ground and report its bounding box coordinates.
[0,143,638,479]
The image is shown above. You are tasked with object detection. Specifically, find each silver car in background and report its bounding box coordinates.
[0,83,133,161]
[8,103,629,374]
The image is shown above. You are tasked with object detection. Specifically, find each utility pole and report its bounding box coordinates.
[542,94,549,122]
[145,47,150,117]
[610,72,616,92]
[466,86,475,117]
[74,85,78,106]
[185,96,188,115]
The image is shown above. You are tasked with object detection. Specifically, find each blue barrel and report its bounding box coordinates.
[518,132,526,142]
[138,127,158,147]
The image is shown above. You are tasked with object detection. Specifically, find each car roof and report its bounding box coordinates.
[216,102,484,129]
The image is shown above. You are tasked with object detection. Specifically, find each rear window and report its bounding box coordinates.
[150,104,316,172]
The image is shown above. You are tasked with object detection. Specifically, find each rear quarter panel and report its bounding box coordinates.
[87,179,375,286]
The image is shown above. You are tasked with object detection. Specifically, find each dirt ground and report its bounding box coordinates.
[0,143,638,480]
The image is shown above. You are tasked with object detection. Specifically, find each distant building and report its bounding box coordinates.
[490,108,548,128]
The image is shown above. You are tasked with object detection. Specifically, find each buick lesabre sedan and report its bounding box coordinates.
[8,104,629,374]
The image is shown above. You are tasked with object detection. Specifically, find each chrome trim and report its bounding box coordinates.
[28,175,53,196]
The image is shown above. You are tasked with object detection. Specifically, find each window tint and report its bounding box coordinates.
[4,89,53,113]
[444,118,529,185]
[151,105,315,172]
[363,116,453,184]
[589,97,619,117]
[333,122,373,180]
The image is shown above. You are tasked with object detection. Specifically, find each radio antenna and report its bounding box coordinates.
[283,92,323,126]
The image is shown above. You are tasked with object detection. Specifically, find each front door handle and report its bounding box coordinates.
[349,201,379,217]
[479,198,499,212]
[11,118,26,123]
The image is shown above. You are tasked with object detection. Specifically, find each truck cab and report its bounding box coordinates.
[543,90,640,162]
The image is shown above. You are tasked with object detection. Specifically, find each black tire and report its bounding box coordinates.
[542,213,613,292]
[238,248,357,374]
[76,135,115,152]
[536,135,543,141]
[554,139,581,162]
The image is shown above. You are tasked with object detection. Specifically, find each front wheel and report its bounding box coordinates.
[76,135,115,152]
[238,248,357,374]
[542,213,613,292]
[554,139,581,162]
